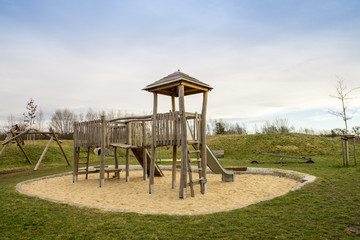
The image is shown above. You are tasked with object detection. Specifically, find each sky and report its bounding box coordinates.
[0,0,359,133]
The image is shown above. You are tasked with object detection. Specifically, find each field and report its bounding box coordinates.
[0,133,359,239]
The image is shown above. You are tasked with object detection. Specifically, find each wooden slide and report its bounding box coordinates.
[131,148,164,177]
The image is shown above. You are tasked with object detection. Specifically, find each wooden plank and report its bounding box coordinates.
[73,123,78,183]
[99,115,106,187]
[126,122,131,182]
[165,112,171,145]
[171,97,177,189]
[176,112,180,148]
[142,121,147,180]
[34,137,53,170]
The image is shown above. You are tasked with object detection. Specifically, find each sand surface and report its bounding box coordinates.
[20,170,300,214]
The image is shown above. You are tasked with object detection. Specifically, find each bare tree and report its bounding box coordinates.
[261,118,291,134]
[329,77,359,133]
[23,98,37,130]
[49,109,77,134]
[353,126,360,138]
[36,109,44,131]
[85,108,99,121]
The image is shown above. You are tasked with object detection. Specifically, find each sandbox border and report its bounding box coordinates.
[16,166,316,215]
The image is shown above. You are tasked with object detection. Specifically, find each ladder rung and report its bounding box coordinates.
[189,150,200,154]
[189,150,200,153]
[187,140,199,144]
[190,177,205,185]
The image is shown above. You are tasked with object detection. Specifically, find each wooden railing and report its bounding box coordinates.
[73,112,201,148]
[73,120,103,148]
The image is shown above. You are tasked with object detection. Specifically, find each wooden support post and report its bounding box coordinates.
[114,147,119,177]
[142,121,147,180]
[353,137,357,166]
[150,93,157,194]
[171,95,177,189]
[34,137,53,170]
[99,115,106,188]
[16,137,32,164]
[345,139,350,166]
[178,85,187,199]
[73,122,78,183]
[341,139,345,166]
[126,122,131,182]
[52,130,70,166]
[201,91,208,194]
[0,144,7,156]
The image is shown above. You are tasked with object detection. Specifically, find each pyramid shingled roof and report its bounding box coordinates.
[143,70,212,96]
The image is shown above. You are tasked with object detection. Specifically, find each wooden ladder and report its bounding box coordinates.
[76,147,91,179]
[186,141,205,197]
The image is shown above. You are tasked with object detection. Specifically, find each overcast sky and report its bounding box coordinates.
[1,0,359,133]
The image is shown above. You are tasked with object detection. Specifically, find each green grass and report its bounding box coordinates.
[0,134,359,239]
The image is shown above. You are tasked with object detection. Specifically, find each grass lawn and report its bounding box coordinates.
[0,133,359,239]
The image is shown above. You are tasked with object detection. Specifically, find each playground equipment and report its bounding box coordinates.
[252,152,314,164]
[72,70,234,199]
[0,125,70,170]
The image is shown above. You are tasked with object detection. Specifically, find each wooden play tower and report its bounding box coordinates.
[72,71,217,199]
[143,70,213,198]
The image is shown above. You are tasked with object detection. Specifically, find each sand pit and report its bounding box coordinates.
[17,168,315,215]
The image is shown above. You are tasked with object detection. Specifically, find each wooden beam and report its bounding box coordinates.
[52,130,70,166]
[201,91,208,194]
[182,81,210,93]
[0,144,7,156]
[2,129,31,145]
[145,81,181,94]
[150,93,157,194]
[109,115,152,122]
[178,85,187,199]
[34,137,53,170]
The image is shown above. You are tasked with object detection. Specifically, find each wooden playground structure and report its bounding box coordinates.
[73,71,234,199]
[0,125,70,170]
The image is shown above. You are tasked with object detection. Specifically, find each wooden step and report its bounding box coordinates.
[188,150,200,153]
[187,140,199,144]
